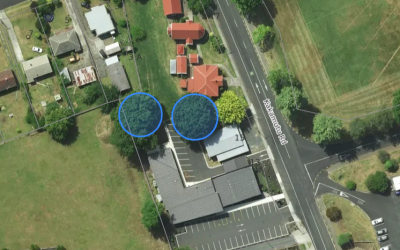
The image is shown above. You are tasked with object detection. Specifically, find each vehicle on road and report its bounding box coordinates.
[377,228,388,235]
[378,235,388,242]
[32,47,42,53]
[81,2,90,8]
[380,246,390,250]
[371,218,383,226]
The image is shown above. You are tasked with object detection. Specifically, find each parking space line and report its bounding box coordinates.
[257,205,260,216]
[252,232,255,242]
[202,223,205,230]
[251,207,255,217]
[208,220,211,229]
[285,225,289,235]
[235,236,238,247]
[279,225,283,235]
[274,226,277,237]
[268,202,271,213]
[196,224,199,232]
[208,244,210,250]
[219,241,222,250]
[262,203,266,214]
[257,231,261,242]
[214,220,216,228]
[176,153,187,154]
[190,224,194,233]
[213,242,216,250]
[224,239,227,250]
[246,234,250,244]
[202,245,204,250]
[268,228,272,239]
[232,212,236,222]
[196,246,198,250]
[240,210,244,220]
[229,238,233,249]
[246,208,249,219]
[241,235,244,246]
[263,229,267,240]
[181,164,192,166]
[274,203,277,211]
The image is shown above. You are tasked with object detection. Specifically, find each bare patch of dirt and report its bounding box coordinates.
[95,115,114,146]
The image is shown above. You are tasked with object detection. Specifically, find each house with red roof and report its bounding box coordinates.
[177,44,185,55]
[176,56,187,74]
[167,20,205,45]
[162,0,183,16]
[180,65,223,97]
[189,54,199,64]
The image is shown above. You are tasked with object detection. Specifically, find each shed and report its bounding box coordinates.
[85,5,115,36]
[104,42,121,56]
[105,55,119,66]
[170,59,177,74]
[189,54,199,64]
[0,69,17,93]
[59,68,71,82]
[73,66,97,86]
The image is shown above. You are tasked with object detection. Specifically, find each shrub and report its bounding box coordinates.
[325,206,341,222]
[25,107,38,129]
[337,233,352,248]
[31,244,40,250]
[113,0,123,7]
[130,25,147,41]
[56,245,66,250]
[346,180,356,190]
[30,1,38,13]
[365,171,389,193]
[141,199,164,231]
[378,150,390,164]
[385,159,398,172]
[35,32,42,40]
[35,17,51,35]
[83,83,102,105]
[118,19,127,28]
[210,34,225,53]
[16,128,22,133]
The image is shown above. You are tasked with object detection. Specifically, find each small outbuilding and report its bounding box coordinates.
[73,66,97,87]
[170,59,177,74]
[104,42,121,56]
[189,54,199,64]
[0,69,17,93]
[162,0,183,16]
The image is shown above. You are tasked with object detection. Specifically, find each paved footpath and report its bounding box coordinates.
[0,10,24,62]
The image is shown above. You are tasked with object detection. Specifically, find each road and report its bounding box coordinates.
[214,1,338,249]
[0,0,26,10]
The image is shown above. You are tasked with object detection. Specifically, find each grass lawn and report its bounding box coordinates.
[321,194,379,249]
[194,15,236,78]
[0,31,12,72]
[123,0,185,114]
[29,74,62,114]
[48,0,72,33]
[66,82,108,112]
[330,146,400,192]
[267,0,400,120]
[0,110,170,250]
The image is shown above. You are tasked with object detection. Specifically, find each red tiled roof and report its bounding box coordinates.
[180,79,187,88]
[176,56,187,74]
[189,54,199,64]
[162,0,182,16]
[177,44,185,55]
[0,69,17,93]
[167,20,205,45]
[187,65,223,97]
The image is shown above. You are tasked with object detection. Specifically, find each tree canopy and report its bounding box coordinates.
[369,110,394,134]
[346,180,356,190]
[384,159,398,172]
[45,108,75,142]
[276,86,307,121]
[364,171,389,193]
[141,199,164,231]
[252,24,274,51]
[377,150,390,164]
[187,0,215,15]
[393,89,400,123]
[35,17,51,35]
[231,0,262,15]
[349,118,369,141]
[337,233,352,248]
[131,25,147,41]
[37,0,55,16]
[326,206,341,222]
[312,115,343,144]
[267,69,299,94]
[216,90,248,124]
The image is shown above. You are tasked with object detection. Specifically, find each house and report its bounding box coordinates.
[176,56,187,74]
[170,59,177,74]
[104,42,121,56]
[85,5,115,37]
[148,149,260,224]
[105,57,131,92]
[177,44,185,55]
[167,20,205,45]
[204,125,250,162]
[162,0,182,16]
[180,65,223,97]
[189,54,199,64]
[49,29,82,56]
[22,55,53,83]
[0,69,17,93]
[73,66,97,86]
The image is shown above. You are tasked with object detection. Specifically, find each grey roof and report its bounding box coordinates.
[106,62,130,92]
[49,30,81,56]
[148,149,223,224]
[212,167,261,207]
[222,155,249,173]
[170,59,176,74]
[22,55,53,83]
[85,5,115,36]
[204,125,250,162]
[60,67,71,82]
[104,42,121,56]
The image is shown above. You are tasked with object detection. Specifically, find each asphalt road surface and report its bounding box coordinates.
[214,1,334,249]
[0,0,26,10]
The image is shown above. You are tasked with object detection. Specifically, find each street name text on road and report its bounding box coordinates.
[263,99,288,145]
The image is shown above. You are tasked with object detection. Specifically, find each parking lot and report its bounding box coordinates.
[373,219,391,249]
[176,201,291,250]
[167,124,224,182]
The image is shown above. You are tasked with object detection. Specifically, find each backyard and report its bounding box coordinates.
[320,194,379,250]
[264,0,400,120]
[0,110,169,250]
[330,146,400,192]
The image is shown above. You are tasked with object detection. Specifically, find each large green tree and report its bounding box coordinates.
[37,0,55,16]
[252,24,274,51]
[267,69,299,94]
[364,171,389,193]
[187,0,215,14]
[35,17,51,35]
[349,118,369,140]
[141,199,164,231]
[369,110,394,133]
[312,115,343,144]
[231,0,262,15]
[45,108,74,142]
[276,86,307,121]
[325,206,341,222]
[216,90,248,124]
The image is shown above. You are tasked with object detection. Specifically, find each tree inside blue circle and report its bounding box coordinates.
[172,94,218,140]
[118,93,162,137]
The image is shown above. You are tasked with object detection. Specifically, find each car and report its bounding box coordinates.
[32,46,42,53]
[81,2,90,8]
[377,228,388,235]
[380,246,390,250]
[396,190,400,196]
[371,218,383,225]
[378,235,388,242]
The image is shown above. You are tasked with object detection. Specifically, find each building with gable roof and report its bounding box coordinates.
[167,20,205,45]
[180,65,223,97]
[162,0,183,16]
[49,29,82,56]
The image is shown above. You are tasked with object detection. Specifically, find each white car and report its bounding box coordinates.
[32,46,43,53]
[371,218,383,226]
[380,246,390,250]
[378,235,388,242]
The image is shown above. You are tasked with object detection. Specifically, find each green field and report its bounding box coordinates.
[0,110,169,250]
[268,0,400,119]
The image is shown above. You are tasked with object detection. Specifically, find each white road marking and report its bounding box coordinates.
[202,245,204,250]
[246,234,250,244]
[202,223,205,230]
[284,144,290,158]
[263,80,268,90]
[268,202,271,213]
[213,242,216,250]
[225,0,229,6]
[181,164,192,166]
[252,232,255,242]
[196,224,199,232]
[317,183,366,202]
[257,231,261,241]
[243,41,247,49]
[263,229,267,240]
[196,247,198,250]
[274,226,277,237]
[230,238,233,248]
[218,241,222,250]
[224,239,227,250]
[257,205,261,216]
[208,244,210,250]
[191,224,194,233]
[306,199,327,250]
[304,164,315,188]
[279,225,283,235]
[208,220,211,229]
[235,236,238,247]
[262,203,266,214]
[234,20,238,27]
[179,158,190,160]
[246,208,249,219]
[251,207,255,217]
[268,228,272,239]
[250,59,268,94]
[241,235,244,246]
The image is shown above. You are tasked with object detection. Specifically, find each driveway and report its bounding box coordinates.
[176,202,291,250]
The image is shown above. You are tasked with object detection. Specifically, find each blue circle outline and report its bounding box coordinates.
[118,92,163,138]
[171,93,219,141]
